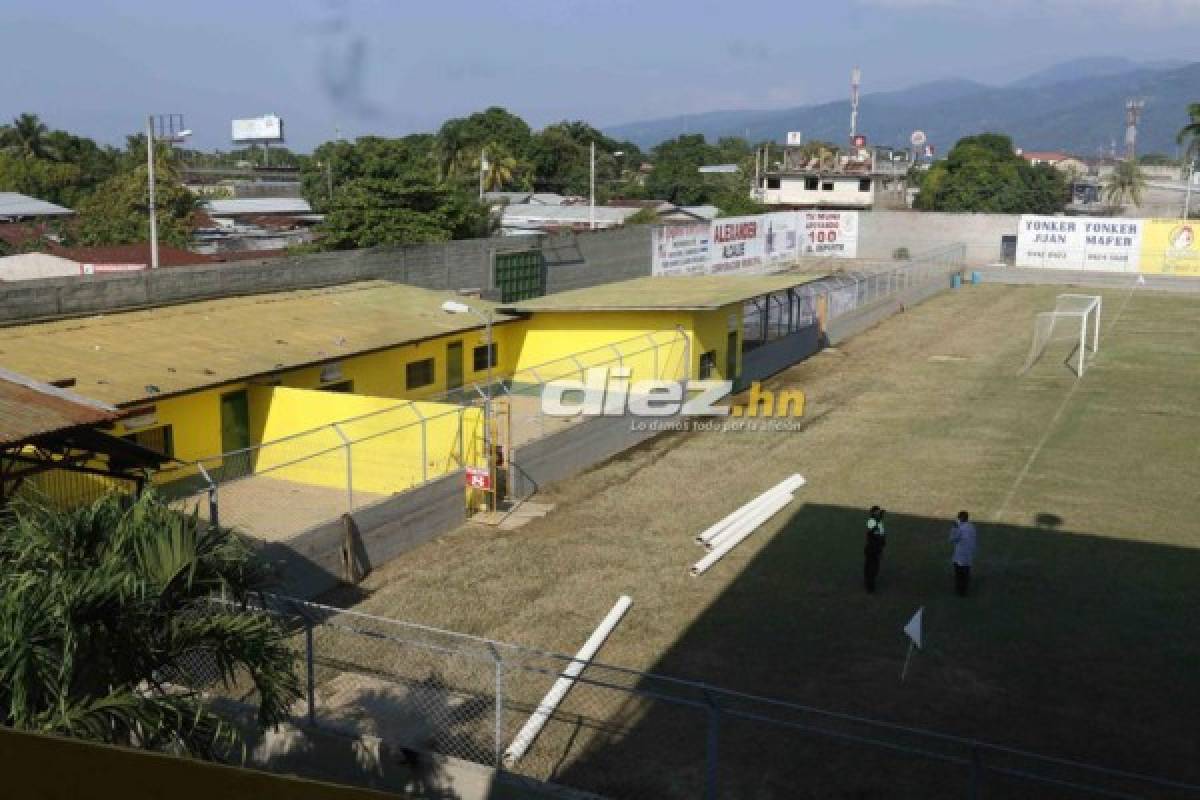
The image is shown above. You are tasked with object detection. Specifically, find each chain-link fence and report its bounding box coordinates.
[217,594,1199,800]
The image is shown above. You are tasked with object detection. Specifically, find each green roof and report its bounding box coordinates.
[499,273,828,313]
[0,281,509,407]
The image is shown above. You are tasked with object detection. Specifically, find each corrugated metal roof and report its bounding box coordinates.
[0,282,509,407]
[499,274,828,313]
[0,192,73,218]
[0,367,116,446]
[206,197,314,215]
[502,205,639,224]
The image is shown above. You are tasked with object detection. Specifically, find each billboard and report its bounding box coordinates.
[652,223,710,276]
[710,215,766,274]
[232,115,284,143]
[800,211,859,258]
[1015,215,1143,272]
[1139,220,1200,275]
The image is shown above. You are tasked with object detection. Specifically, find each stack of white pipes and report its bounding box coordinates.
[691,474,805,576]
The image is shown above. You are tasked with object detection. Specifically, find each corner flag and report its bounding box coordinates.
[904,607,924,650]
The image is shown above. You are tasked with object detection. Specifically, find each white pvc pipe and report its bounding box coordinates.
[694,474,806,546]
[705,491,794,551]
[502,595,632,767]
[691,493,797,576]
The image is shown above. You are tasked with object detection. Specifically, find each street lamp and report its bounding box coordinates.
[441,300,496,508]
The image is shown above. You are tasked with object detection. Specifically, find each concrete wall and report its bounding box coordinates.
[740,324,821,385]
[856,211,1019,265]
[0,226,655,325]
[263,471,467,598]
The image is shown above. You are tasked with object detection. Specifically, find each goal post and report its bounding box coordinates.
[1019,294,1102,376]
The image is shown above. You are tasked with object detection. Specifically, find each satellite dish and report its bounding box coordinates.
[910,130,928,148]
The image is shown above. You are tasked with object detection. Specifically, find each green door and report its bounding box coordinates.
[495,250,546,303]
[726,331,739,384]
[446,341,464,391]
[220,390,250,455]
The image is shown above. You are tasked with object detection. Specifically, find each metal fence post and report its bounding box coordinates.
[305,617,316,727]
[705,693,720,800]
[492,646,506,768]
[331,423,352,512]
[410,405,429,485]
[197,462,219,533]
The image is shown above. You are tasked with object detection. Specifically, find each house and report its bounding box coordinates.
[1019,151,1089,174]
[755,146,911,210]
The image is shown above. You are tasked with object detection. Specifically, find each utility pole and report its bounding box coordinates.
[479,147,487,201]
[146,115,159,270]
[1125,98,1144,162]
[1185,155,1196,219]
[850,67,862,148]
[589,141,596,230]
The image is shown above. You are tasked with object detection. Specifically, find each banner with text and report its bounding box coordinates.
[652,211,858,276]
[1138,220,1200,275]
[800,211,860,258]
[1016,215,1144,272]
[652,222,711,276]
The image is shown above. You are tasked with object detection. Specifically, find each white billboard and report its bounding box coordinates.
[800,211,859,258]
[1016,215,1143,272]
[232,115,284,143]
[710,215,766,274]
[652,223,710,276]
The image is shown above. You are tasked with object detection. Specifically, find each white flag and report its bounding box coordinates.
[903,607,924,650]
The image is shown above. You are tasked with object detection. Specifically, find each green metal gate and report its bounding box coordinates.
[494,250,546,303]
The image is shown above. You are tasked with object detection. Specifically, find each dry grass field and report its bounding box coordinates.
[319,283,1200,798]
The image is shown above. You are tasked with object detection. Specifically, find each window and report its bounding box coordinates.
[123,425,174,458]
[320,380,354,393]
[859,178,872,192]
[822,181,834,191]
[804,177,819,191]
[698,351,717,380]
[766,177,781,189]
[405,358,435,389]
[473,343,498,371]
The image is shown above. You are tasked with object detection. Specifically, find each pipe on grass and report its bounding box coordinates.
[691,492,798,576]
[705,490,795,552]
[694,474,806,547]
[502,595,632,767]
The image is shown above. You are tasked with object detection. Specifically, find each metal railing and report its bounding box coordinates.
[214,594,1200,800]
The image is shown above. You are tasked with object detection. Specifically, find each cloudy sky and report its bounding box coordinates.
[2,0,1197,151]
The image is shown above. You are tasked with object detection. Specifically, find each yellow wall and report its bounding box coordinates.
[1139,219,1200,275]
[251,387,482,495]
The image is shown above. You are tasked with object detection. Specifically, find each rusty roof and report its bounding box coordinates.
[0,367,117,446]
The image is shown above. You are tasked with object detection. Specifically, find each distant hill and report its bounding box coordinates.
[605,59,1200,158]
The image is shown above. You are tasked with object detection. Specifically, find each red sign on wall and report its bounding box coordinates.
[466,467,492,490]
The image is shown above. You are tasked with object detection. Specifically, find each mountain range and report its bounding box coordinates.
[604,58,1199,158]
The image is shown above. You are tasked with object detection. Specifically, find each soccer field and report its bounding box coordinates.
[322,283,1200,797]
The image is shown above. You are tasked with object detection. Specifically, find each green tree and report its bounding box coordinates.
[1178,103,1200,167]
[71,158,198,248]
[1102,159,1147,209]
[0,153,81,205]
[0,491,300,758]
[915,133,1067,214]
[528,121,640,198]
[316,175,491,250]
[0,113,59,160]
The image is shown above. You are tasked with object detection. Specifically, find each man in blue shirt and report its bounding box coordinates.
[949,510,977,597]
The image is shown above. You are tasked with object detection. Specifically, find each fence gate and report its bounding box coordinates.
[494,250,546,303]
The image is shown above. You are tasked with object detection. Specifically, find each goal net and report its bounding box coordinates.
[1019,294,1102,376]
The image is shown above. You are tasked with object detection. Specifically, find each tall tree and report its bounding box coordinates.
[71,157,198,248]
[0,113,59,160]
[0,491,300,759]
[1178,103,1200,166]
[915,133,1067,214]
[1102,159,1147,209]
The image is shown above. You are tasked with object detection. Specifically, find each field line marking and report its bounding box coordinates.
[993,280,1142,521]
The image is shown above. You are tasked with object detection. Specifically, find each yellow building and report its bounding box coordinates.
[0,281,516,474]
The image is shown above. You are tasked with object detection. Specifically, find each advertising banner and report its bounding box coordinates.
[1138,219,1200,275]
[1016,215,1143,272]
[763,212,801,266]
[800,211,859,258]
[709,215,766,274]
[651,222,710,276]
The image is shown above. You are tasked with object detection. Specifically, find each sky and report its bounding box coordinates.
[2,0,1198,152]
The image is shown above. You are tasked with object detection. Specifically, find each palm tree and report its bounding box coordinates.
[0,491,300,759]
[480,145,518,192]
[1177,103,1200,160]
[0,113,59,160]
[1103,159,1146,209]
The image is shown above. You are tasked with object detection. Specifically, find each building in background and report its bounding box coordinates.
[0,192,73,222]
[755,146,910,211]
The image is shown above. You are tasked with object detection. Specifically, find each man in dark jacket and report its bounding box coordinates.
[863,506,886,593]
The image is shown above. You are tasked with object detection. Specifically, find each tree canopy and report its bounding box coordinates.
[0,491,300,759]
[914,133,1067,214]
